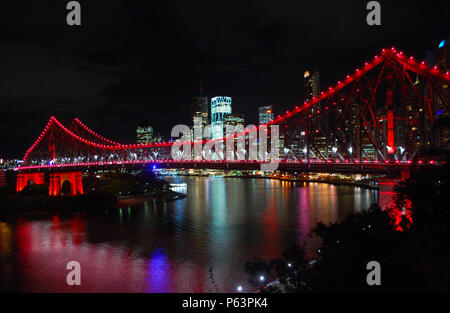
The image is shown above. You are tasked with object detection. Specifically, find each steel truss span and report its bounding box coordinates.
[19,47,449,171]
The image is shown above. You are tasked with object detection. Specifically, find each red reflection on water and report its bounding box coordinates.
[298,186,311,243]
[15,221,32,265]
[13,216,152,292]
[193,267,205,292]
[11,215,197,292]
[71,215,85,245]
[262,197,280,256]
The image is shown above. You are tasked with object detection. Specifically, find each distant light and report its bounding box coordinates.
[287,263,292,268]
[437,109,444,116]
[152,165,157,170]
[237,285,243,292]
[259,275,265,282]
[386,145,395,154]
[439,40,446,48]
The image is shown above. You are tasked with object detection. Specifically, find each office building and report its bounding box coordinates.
[211,96,232,139]
[192,97,209,142]
[258,105,274,125]
[434,39,450,72]
[224,114,245,131]
[304,71,320,114]
[137,124,154,144]
[432,39,450,151]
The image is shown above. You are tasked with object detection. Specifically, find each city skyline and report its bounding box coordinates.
[1,41,448,162]
[0,1,449,159]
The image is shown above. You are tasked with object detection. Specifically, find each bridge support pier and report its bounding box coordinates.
[49,172,84,196]
[16,172,45,192]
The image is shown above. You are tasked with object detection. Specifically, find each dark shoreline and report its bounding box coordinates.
[0,189,185,220]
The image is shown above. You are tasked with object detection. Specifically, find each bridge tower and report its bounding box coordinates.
[16,172,45,192]
[49,172,84,196]
[384,60,396,160]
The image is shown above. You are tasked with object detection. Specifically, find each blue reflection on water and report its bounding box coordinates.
[146,248,171,293]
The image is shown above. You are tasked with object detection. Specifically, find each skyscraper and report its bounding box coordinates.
[211,96,232,139]
[191,95,208,116]
[430,39,450,151]
[191,95,209,141]
[137,121,154,144]
[304,70,320,113]
[434,39,450,72]
[258,105,274,125]
[224,114,245,130]
[191,96,208,122]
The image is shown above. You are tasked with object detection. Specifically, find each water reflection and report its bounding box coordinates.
[0,177,377,292]
[146,249,172,293]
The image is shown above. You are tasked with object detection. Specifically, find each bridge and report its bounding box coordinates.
[15,47,449,198]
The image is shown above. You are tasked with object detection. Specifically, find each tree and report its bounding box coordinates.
[246,155,450,292]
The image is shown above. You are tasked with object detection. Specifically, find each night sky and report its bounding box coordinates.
[0,0,449,158]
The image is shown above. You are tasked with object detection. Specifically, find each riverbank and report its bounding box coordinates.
[0,170,189,217]
[158,172,379,190]
[117,189,186,202]
[0,187,185,221]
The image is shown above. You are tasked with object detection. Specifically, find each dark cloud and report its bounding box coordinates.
[0,0,449,157]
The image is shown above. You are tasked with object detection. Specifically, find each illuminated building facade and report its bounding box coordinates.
[211,96,232,139]
[0,158,22,169]
[224,114,245,131]
[258,105,274,125]
[430,39,450,151]
[304,71,320,113]
[191,96,209,142]
[191,96,209,117]
[434,39,450,72]
[137,125,154,144]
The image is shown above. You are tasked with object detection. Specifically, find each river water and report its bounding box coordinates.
[0,176,377,292]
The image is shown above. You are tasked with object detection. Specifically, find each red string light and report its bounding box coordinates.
[73,118,124,146]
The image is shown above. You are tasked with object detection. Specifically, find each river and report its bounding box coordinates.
[0,176,377,292]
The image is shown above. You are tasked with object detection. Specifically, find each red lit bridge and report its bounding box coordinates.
[15,47,449,197]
